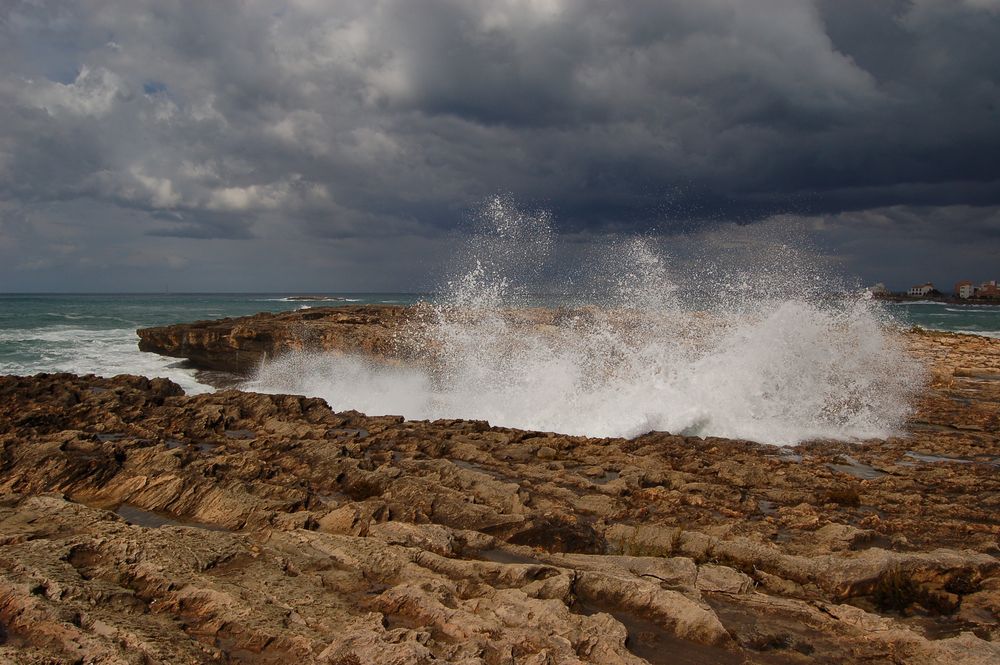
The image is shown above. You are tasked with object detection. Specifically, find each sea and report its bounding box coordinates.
[1,293,997,391]
[1,293,997,444]
[0,293,422,394]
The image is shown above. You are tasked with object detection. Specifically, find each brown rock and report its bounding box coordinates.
[0,320,998,663]
[136,305,413,374]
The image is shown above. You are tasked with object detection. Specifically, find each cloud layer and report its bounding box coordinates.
[1,0,998,290]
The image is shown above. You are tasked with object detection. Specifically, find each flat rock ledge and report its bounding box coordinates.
[137,305,416,375]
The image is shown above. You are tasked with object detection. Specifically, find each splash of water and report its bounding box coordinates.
[245,196,923,445]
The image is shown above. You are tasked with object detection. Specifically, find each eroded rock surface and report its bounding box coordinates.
[1,326,998,663]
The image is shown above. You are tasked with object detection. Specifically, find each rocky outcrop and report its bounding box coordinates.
[134,304,648,378]
[0,343,998,664]
[136,305,414,374]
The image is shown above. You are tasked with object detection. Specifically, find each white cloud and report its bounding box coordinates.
[206,177,330,212]
[129,168,182,208]
[266,110,329,153]
[21,66,127,117]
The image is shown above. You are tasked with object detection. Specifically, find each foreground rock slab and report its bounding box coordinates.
[2,332,999,664]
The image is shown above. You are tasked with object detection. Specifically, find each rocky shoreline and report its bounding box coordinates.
[2,309,998,663]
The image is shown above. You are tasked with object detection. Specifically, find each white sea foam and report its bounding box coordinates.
[951,329,1000,339]
[945,306,999,313]
[245,196,925,445]
[0,325,211,394]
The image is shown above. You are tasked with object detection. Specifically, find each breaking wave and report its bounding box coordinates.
[246,196,923,445]
[0,325,210,395]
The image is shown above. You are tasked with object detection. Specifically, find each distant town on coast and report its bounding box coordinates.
[871,278,1000,302]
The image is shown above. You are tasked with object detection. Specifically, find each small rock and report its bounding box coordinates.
[536,446,557,460]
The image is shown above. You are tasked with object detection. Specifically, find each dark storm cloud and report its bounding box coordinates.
[0,0,998,290]
[145,211,254,240]
[802,204,1000,288]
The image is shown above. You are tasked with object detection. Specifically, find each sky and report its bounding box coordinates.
[1,0,998,293]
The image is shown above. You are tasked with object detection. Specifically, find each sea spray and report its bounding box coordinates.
[244,197,924,445]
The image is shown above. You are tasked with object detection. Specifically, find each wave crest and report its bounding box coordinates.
[246,196,924,445]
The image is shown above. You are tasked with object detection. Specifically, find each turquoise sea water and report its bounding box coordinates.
[1,294,998,394]
[887,300,1000,339]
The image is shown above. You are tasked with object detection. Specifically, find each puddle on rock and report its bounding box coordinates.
[845,596,983,641]
[906,615,988,641]
[757,500,779,516]
[116,504,181,528]
[475,548,545,566]
[115,504,229,531]
[849,533,894,550]
[827,455,886,480]
[591,470,620,485]
[908,422,954,432]
[956,372,1000,382]
[330,427,368,439]
[96,433,126,442]
[223,429,256,440]
[572,599,745,665]
[772,530,796,544]
[904,451,974,465]
[768,447,803,463]
[705,594,825,662]
[165,439,218,453]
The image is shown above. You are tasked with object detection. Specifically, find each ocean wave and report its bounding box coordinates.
[277,296,350,302]
[950,329,1000,339]
[246,196,924,446]
[45,312,141,325]
[0,325,211,394]
[945,307,999,313]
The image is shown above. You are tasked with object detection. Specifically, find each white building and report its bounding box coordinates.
[908,283,935,297]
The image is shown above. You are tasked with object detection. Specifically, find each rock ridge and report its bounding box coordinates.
[137,305,413,374]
